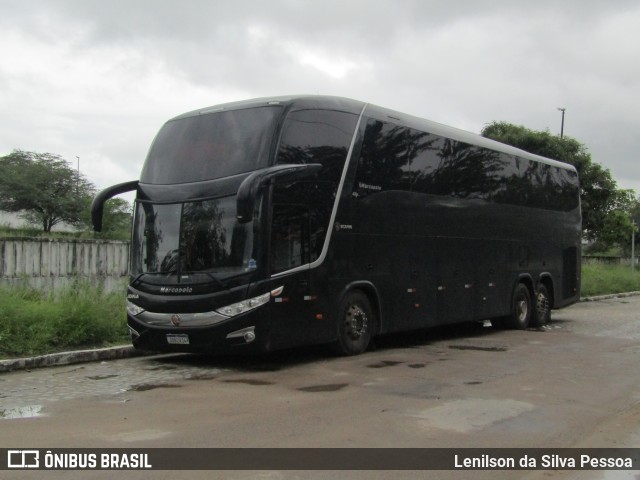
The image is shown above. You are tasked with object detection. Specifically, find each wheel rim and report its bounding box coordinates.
[517,298,528,323]
[536,292,548,319]
[345,304,368,340]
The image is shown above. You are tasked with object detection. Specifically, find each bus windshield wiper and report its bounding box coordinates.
[200,272,229,290]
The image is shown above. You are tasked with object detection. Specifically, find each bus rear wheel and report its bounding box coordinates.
[531,283,551,327]
[332,290,374,356]
[506,283,532,330]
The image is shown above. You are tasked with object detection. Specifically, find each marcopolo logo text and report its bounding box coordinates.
[159,286,193,294]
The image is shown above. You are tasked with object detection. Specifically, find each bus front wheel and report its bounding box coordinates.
[332,290,374,356]
[506,283,532,330]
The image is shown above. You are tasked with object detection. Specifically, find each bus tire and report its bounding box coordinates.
[332,290,374,356]
[531,283,551,327]
[506,283,531,330]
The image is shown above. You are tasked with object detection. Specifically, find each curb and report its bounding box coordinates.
[0,345,149,373]
[2,292,640,373]
[580,291,640,302]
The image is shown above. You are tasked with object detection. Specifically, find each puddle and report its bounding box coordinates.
[368,360,404,369]
[106,429,171,443]
[1,405,45,419]
[187,373,219,381]
[408,364,426,369]
[128,383,182,392]
[52,366,85,375]
[412,398,534,433]
[464,381,483,385]
[87,374,119,380]
[448,345,508,352]
[222,379,274,386]
[298,383,348,393]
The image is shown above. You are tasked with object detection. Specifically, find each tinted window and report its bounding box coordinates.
[272,183,334,263]
[141,106,281,184]
[413,140,505,199]
[273,109,358,263]
[354,119,412,196]
[276,109,358,183]
[354,117,578,211]
[271,204,309,274]
[131,196,255,278]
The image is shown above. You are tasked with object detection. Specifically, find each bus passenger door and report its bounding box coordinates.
[269,203,317,348]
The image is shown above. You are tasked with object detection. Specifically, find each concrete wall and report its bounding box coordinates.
[582,256,638,266]
[0,238,129,293]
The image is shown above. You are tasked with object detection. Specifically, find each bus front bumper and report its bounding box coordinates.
[126,307,271,355]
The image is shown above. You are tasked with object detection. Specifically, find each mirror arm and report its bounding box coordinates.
[91,180,139,232]
[236,164,322,223]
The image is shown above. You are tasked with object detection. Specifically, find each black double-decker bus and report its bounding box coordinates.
[92,96,581,356]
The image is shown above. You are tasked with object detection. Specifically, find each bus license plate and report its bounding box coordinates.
[166,334,189,345]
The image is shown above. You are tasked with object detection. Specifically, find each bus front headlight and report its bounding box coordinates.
[126,300,146,317]
[215,292,271,317]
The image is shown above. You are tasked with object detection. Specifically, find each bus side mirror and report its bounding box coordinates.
[91,180,139,232]
[236,164,322,223]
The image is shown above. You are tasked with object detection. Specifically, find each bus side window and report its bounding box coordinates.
[271,204,310,274]
[355,119,411,196]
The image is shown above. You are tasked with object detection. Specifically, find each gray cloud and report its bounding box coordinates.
[1,0,639,194]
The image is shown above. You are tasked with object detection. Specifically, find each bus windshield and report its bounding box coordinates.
[131,195,257,281]
[141,106,281,184]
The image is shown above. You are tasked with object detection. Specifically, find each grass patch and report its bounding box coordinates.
[0,281,129,359]
[581,264,640,297]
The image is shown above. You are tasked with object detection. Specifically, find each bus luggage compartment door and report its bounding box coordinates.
[436,238,475,323]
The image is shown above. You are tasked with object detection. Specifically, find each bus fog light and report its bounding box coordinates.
[226,326,256,343]
[128,326,140,339]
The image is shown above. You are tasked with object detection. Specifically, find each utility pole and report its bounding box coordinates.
[76,156,80,194]
[557,108,566,139]
[633,221,636,273]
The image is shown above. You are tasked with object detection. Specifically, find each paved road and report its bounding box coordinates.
[2,297,640,479]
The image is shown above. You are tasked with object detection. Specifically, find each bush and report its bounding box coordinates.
[581,264,640,297]
[0,282,128,359]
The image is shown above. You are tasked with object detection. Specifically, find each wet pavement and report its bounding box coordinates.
[0,355,226,417]
[1,297,640,480]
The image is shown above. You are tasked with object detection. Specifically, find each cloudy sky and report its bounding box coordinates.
[1,0,639,198]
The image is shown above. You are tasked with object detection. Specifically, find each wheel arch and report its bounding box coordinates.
[514,273,534,297]
[537,273,555,309]
[337,281,382,336]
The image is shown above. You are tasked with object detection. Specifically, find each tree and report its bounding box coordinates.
[594,190,638,251]
[0,150,95,232]
[80,197,133,240]
[481,122,629,244]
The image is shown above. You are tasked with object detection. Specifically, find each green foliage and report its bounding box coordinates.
[0,149,133,239]
[581,264,640,297]
[80,197,132,241]
[481,122,634,245]
[0,150,95,232]
[0,282,129,359]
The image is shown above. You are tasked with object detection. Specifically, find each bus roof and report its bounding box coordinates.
[171,95,577,173]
